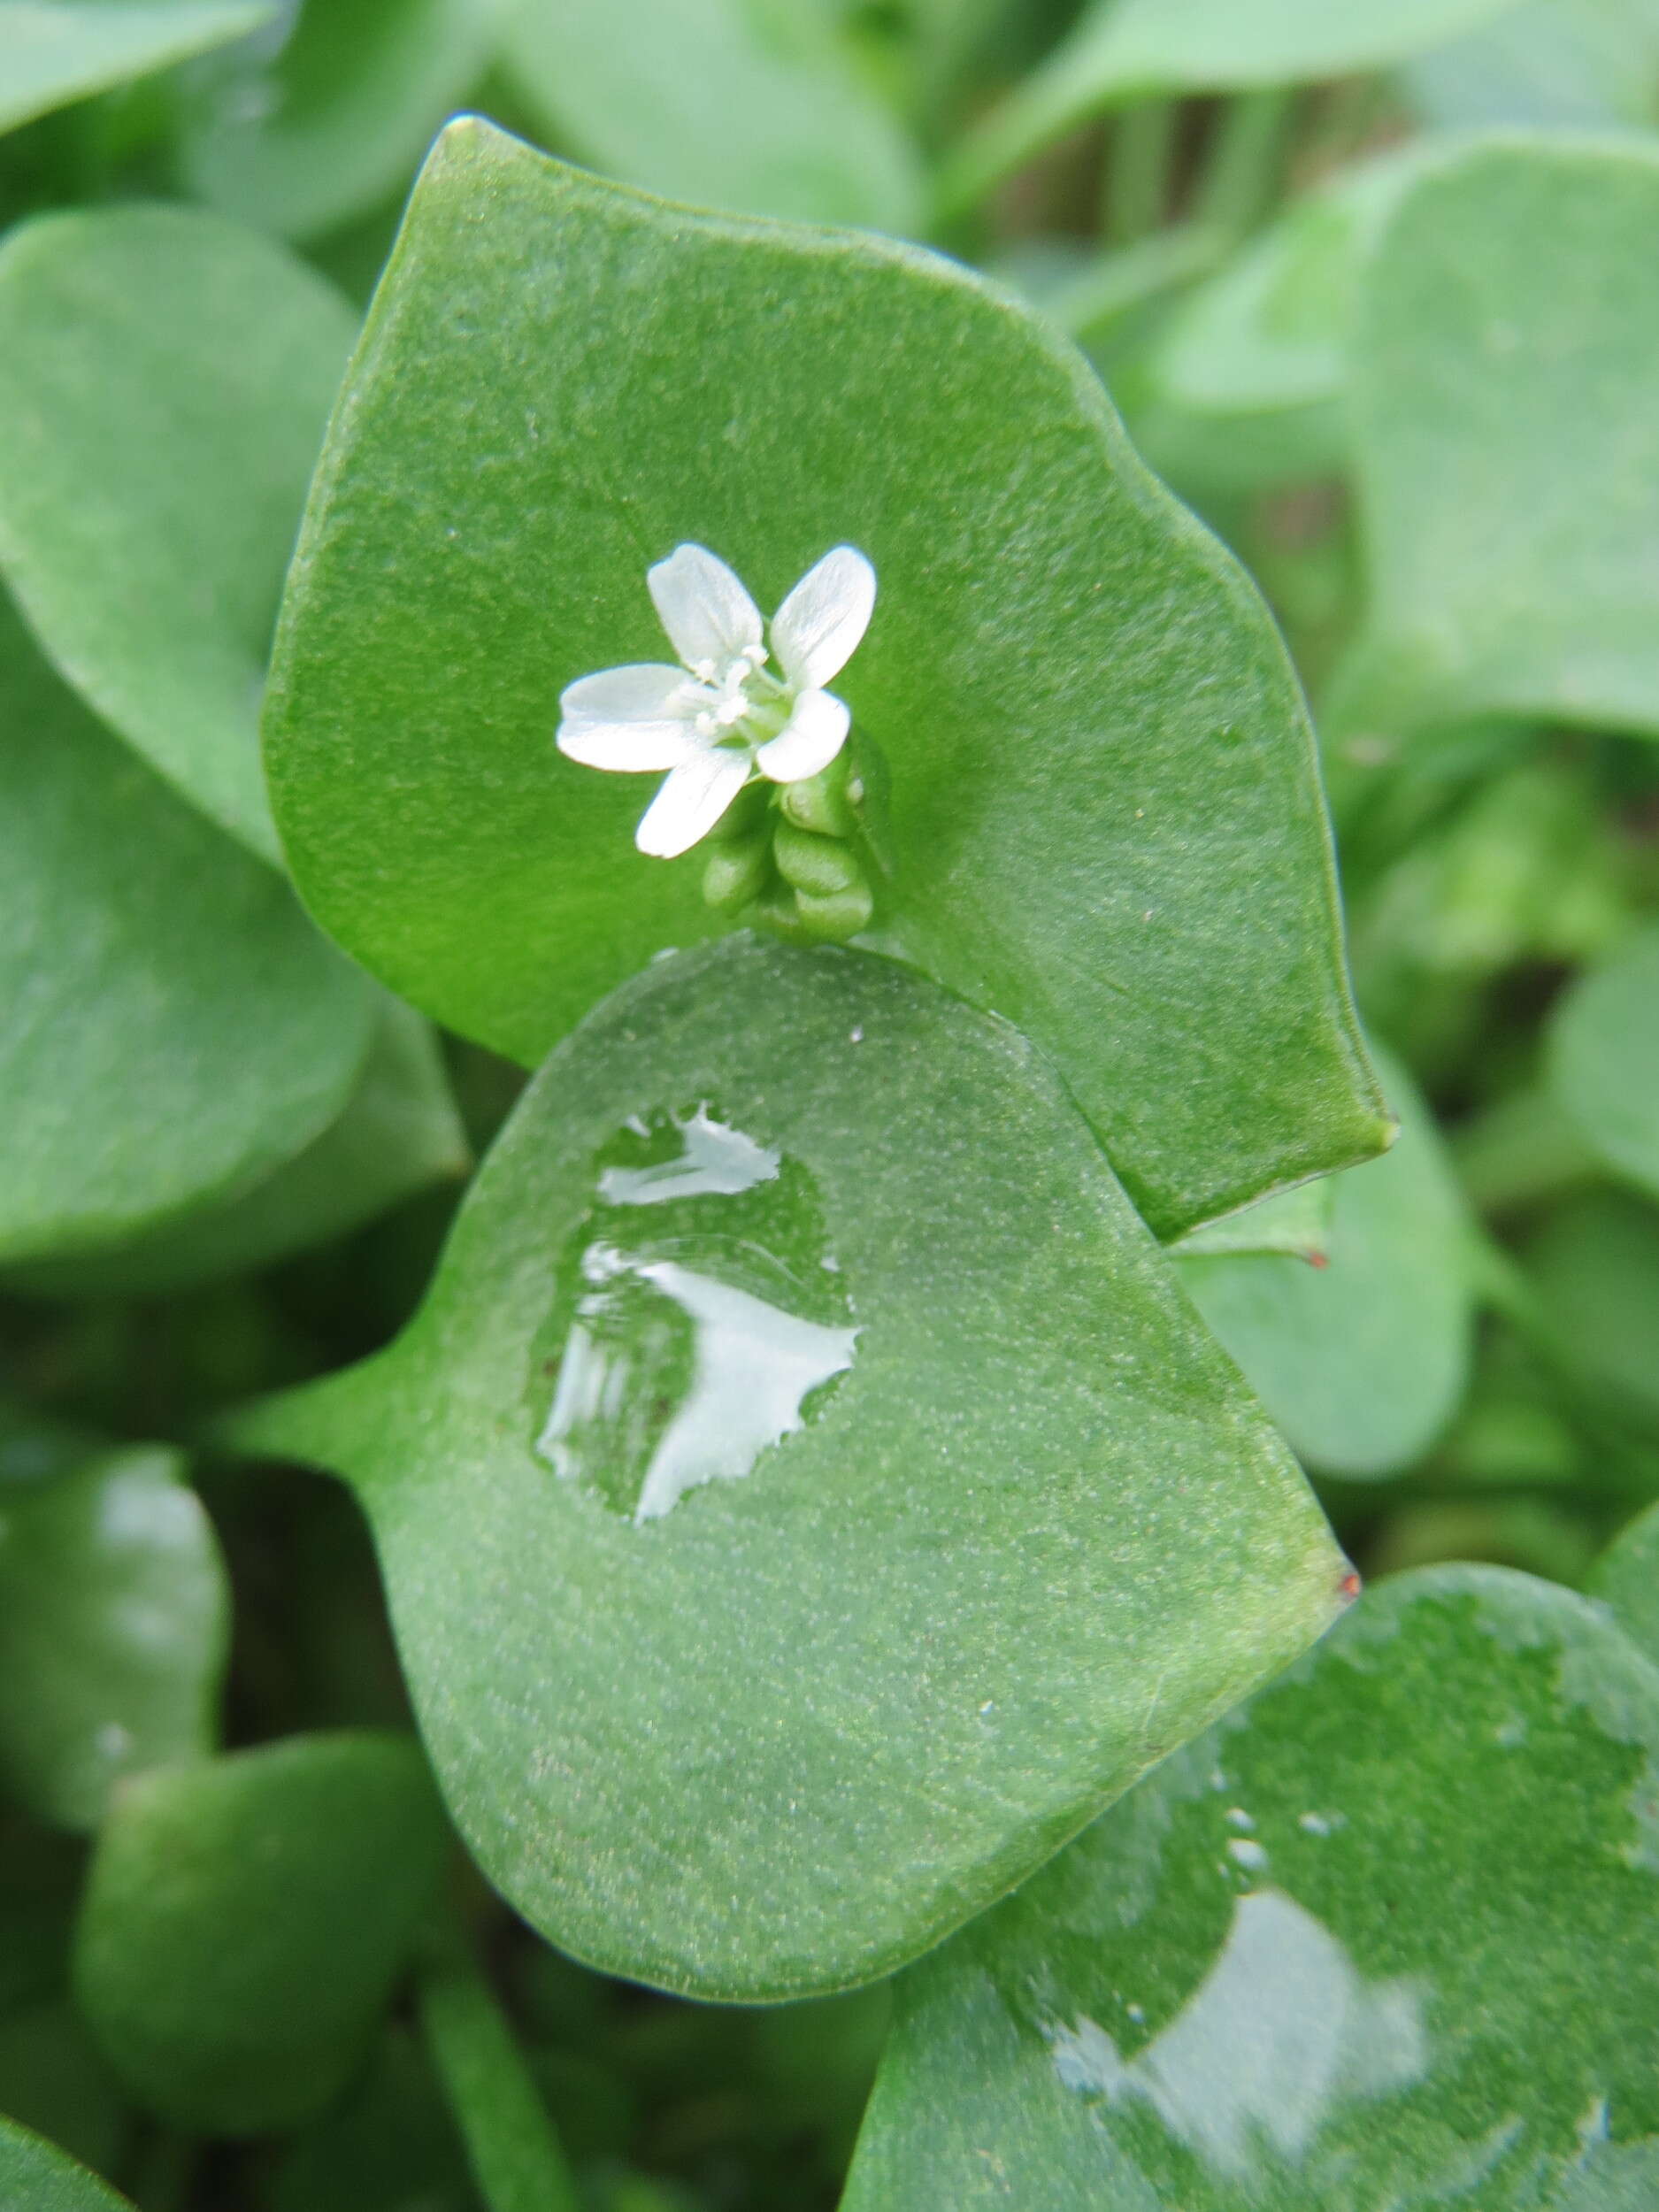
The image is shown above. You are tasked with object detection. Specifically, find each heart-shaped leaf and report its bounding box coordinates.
[843,1565,1659,2208]
[503,0,922,230]
[1176,1047,1474,1479]
[0,203,357,856]
[0,2117,133,2212]
[0,594,375,1265]
[0,1446,229,1832]
[8,1002,467,1299]
[178,0,499,241]
[73,1732,449,2134]
[0,0,269,136]
[265,120,1385,1240]
[230,934,1351,2001]
[1334,138,1659,743]
[1548,922,1659,1202]
[1591,1502,1659,1665]
[943,0,1516,210]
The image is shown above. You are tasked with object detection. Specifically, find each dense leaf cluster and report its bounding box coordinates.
[2,2,1657,2208]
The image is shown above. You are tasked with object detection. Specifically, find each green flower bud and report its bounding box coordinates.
[773,821,865,899]
[779,756,859,840]
[793,881,874,942]
[701,834,772,915]
[752,886,813,943]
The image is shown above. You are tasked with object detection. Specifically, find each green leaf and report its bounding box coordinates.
[73,1732,449,2135]
[501,0,922,230]
[0,2000,127,2185]
[229,934,1351,2001]
[0,1446,228,1832]
[0,2118,133,2212]
[843,1565,1659,2208]
[1137,148,1430,496]
[1590,1502,1659,1666]
[8,1002,468,1299]
[0,594,375,1265]
[1168,1176,1333,1265]
[0,204,357,856]
[265,120,1385,1240]
[1525,1191,1659,1433]
[1403,0,1659,131]
[1335,138,1659,743]
[1175,1047,1474,1479]
[942,0,1516,209]
[1548,922,1659,1202]
[0,0,269,136]
[178,0,500,241]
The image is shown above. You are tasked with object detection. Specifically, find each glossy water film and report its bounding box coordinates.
[529,1105,857,1523]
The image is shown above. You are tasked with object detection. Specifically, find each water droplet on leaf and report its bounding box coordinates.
[529,1106,858,1523]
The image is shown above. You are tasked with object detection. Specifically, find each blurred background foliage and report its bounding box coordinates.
[3,0,1658,2205]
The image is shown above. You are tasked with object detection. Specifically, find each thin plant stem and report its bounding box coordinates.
[1192,86,1296,243]
[417,1929,582,2212]
[1102,99,1178,243]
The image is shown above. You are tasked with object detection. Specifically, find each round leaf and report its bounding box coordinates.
[8,1002,468,1299]
[0,2118,134,2212]
[231,934,1351,2001]
[844,1565,1659,2208]
[265,120,1385,1240]
[0,1447,229,1832]
[502,0,923,231]
[1548,923,1659,1201]
[0,593,374,1265]
[1176,1047,1474,1479]
[179,0,501,241]
[0,0,269,136]
[73,1732,449,2135]
[1336,138,1659,742]
[0,204,357,856]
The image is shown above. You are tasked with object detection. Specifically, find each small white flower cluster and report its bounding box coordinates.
[557,543,876,859]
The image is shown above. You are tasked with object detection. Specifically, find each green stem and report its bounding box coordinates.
[1191,87,1295,243]
[1453,1086,1601,1216]
[418,1932,581,2212]
[1102,100,1178,244]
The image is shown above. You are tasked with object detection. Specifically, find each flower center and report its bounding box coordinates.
[683,645,787,746]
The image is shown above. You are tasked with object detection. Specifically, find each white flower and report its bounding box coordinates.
[557,543,876,858]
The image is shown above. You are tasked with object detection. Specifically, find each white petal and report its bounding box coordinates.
[636,749,752,857]
[769,546,876,690]
[755,688,850,784]
[648,545,763,671]
[557,664,700,771]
